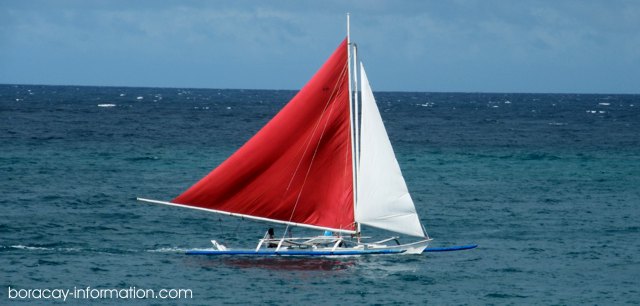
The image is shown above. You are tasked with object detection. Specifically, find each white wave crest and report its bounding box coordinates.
[146,247,189,253]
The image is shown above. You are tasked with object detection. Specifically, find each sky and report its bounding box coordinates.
[1,0,639,94]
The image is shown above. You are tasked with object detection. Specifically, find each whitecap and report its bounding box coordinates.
[11,245,50,251]
[60,247,82,252]
[136,96,144,100]
[598,102,610,106]
[147,247,188,253]
[97,104,116,107]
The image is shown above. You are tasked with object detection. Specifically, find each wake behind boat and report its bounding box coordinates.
[138,15,459,256]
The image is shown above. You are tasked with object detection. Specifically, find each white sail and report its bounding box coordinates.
[355,63,425,237]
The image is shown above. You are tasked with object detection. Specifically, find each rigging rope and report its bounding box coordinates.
[280,61,350,241]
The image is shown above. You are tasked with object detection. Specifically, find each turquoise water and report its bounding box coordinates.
[1,85,639,304]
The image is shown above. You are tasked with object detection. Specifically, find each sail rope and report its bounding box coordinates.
[280,61,350,240]
[281,61,348,199]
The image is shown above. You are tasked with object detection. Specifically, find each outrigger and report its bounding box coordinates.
[183,234,431,256]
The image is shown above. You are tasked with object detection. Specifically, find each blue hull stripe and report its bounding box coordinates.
[423,244,478,252]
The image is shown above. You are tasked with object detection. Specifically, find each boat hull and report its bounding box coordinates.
[186,239,430,257]
[186,249,404,256]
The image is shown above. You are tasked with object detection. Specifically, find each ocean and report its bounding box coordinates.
[1,84,638,304]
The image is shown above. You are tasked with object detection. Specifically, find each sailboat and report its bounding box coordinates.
[138,15,433,256]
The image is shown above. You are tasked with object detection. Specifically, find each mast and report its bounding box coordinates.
[347,13,359,236]
[353,43,361,236]
[353,43,359,179]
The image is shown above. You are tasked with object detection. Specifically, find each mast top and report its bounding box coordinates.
[347,13,351,45]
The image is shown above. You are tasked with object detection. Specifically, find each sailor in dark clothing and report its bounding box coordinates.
[267,228,277,248]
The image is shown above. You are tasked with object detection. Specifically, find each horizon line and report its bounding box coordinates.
[1,82,638,96]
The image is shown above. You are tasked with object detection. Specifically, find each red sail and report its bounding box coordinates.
[173,39,354,231]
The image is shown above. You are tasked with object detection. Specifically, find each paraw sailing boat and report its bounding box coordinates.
[138,15,432,256]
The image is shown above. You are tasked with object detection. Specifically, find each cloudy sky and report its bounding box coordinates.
[1,0,638,93]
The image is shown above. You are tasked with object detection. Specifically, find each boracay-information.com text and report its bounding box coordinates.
[8,286,193,302]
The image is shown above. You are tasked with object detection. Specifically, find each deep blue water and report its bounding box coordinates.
[1,84,639,304]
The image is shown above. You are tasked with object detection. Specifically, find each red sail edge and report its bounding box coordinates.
[173,39,355,232]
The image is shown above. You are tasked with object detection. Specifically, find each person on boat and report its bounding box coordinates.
[267,228,277,248]
[323,230,345,247]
